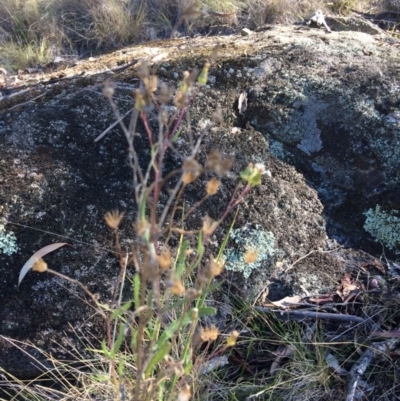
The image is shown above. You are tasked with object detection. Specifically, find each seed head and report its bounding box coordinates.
[104,210,124,229]
[170,276,185,295]
[202,216,219,236]
[200,325,219,342]
[177,384,191,401]
[158,250,171,270]
[206,150,233,176]
[143,75,157,94]
[209,258,225,277]
[159,84,171,104]
[174,90,187,109]
[226,330,239,347]
[206,178,220,196]
[102,78,115,98]
[32,258,48,273]
[137,218,150,237]
[182,158,202,184]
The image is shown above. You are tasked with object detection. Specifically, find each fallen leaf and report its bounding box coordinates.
[271,295,302,309]
[337,273,361,300]
[19,243,67,286]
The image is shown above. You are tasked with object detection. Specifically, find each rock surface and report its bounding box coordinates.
[1,24,399,379]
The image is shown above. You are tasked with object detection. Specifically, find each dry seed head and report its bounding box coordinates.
[206,178,220,196]
[158,250,171,270]
[164,355,185,376]
[143,75,157,94]
[137,60,149,80]
[159,84,171,104]
[134,89,146,112]
[244,249,258,264]
[202,216,219,236]
[102,78,115,98]
[174,90,187,109]
[227,330,239,347]
[209,258,225,277]
[206,150,233,176]
[137,219,150,237]
[200,325,219,342]
[187,68,199,86]
[177,384,191,401]
[104,210,124,229]
[32,258,48,273]
[170,276,185,295]
[158,109,169,126]
[182,158,202,184]
[186,288,201,300]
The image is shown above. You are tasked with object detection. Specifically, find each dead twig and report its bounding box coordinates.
[8,92,47,110]
[255,307,365,323]
[345,331,400,401]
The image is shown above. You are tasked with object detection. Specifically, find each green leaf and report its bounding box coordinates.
[198,63,209,86]
[145,341,171,378]
[110,323,126,358]
[133,273,140,310]
[111,301,132,320]
[217,207,239,260]
[198,307,217,317]
[240,166,261,186]
[176,240,189,278]
[202,280,223,295]
[171,127,183,143]
[155,312,192,348]
[184,359,193,375]
[118,358,125,377]
[197,231,204,255]
[101,339,111,359]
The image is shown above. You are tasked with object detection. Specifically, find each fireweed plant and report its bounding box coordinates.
[29,56,265,400]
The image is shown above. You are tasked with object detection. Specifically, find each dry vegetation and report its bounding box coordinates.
[0,0,398,71]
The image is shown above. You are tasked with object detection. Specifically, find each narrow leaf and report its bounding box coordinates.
[111,301,132,320]
[133,273,140,310]
[101,339,112,359]
[19,243,67,286]
[156,312,192,348]
[111,323,126,358]
[175,240,189,279]
[198,307,217,317]
[145,341,171,377]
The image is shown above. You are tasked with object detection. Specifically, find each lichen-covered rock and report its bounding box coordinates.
[224,225,275,278]
[0,24,398,380]
[364,205,400,250]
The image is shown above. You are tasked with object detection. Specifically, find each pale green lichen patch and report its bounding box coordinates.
[224,224,275,279]
[364,205,400,250]
[0,223,18,256]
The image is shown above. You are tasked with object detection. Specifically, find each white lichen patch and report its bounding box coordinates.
[364,205,400,250]
[224,224,275,279]
[0,224,18,255]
